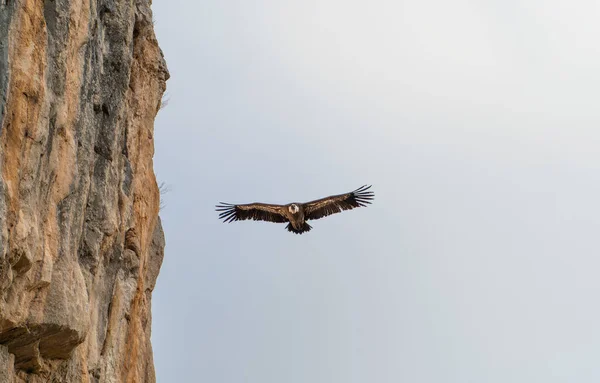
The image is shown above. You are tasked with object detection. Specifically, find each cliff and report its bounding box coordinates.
[0,0,168,381]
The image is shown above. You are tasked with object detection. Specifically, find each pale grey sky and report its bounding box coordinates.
[150,1,600,382]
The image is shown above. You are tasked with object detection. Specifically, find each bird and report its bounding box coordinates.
[216,185,374,234]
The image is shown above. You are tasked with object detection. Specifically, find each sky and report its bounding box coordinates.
[150,1,600,382]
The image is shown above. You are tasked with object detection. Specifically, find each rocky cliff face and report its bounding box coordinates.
[0,0,168,381]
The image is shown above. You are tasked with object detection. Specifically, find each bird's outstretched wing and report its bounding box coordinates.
[216,202,288,223]
[303,185,374,220]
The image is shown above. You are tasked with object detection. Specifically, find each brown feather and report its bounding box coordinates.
[216,202,288,223]
[302,185,374,220]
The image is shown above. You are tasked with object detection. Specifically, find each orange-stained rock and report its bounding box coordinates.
[0,0,168,381]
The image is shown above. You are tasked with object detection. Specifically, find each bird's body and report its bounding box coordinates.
[216,185,374,234]
[283,203,310,233]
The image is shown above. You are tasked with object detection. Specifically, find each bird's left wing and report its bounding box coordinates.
[303,185,374,220]
[216,202,288,223]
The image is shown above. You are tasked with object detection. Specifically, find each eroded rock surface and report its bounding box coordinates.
[0,0,168,381]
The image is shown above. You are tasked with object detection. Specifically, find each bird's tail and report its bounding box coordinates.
[286,222,312,234]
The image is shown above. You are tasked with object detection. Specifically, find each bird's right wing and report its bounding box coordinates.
[216,202,288,223]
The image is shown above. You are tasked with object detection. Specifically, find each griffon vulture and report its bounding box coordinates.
[216,185,374,234]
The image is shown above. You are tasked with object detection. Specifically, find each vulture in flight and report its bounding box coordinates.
[216,185,374,234]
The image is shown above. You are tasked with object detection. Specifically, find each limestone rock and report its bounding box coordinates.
[0,0,168,381]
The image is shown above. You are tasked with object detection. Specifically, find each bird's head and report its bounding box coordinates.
[288,204,299,214]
